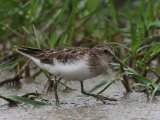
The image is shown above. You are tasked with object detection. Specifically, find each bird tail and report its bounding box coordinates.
[14,46,42,58]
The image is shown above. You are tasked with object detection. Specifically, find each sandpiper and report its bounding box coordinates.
[15,44,121,105]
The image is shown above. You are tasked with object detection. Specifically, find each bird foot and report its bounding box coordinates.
[93,94,117,104]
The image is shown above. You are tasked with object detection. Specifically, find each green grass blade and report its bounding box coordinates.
[0,57,24,70]
[4,95,50,106]
[50,32,57,48]
[149,85,159,103]
[132,74,152,85]
[88,77,115,94]
[88,80,107,94]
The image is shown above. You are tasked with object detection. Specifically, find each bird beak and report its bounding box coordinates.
[113,56,127,68]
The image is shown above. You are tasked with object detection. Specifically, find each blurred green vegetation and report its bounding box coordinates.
[0,0,160,104]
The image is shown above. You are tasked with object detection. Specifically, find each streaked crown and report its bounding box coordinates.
[93,43,115,56]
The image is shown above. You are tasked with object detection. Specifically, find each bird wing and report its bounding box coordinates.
[16,46,89,64]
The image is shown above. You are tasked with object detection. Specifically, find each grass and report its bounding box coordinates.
[0,0,160,105]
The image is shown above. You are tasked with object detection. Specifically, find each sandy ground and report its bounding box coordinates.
[0,71,160,120]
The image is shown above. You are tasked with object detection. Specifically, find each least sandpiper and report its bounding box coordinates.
[15,44,120,105]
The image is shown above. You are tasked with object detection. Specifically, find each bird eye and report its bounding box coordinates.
[104,49,113,56]
[104,49,108,53]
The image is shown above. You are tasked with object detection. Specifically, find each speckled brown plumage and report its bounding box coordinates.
[15,44,118,105]
[17,44,116,73]
[17,46,87,63]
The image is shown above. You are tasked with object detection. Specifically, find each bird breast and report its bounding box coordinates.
[52,58,93,81]
[31,57,95,81]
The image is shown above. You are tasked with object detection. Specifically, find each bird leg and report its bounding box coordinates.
[53,77,61,105]
[80,81,117,104]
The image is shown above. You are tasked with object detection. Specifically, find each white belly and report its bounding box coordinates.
[31,57,93,81]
